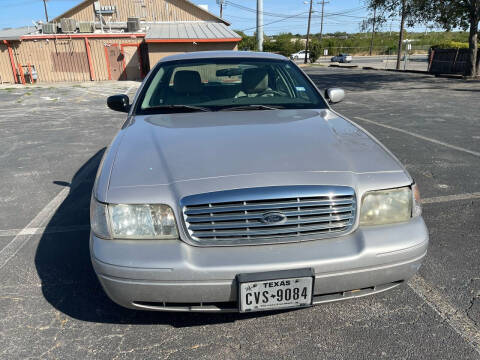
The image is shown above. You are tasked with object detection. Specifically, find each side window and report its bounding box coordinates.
[272,66,292,97]
[282,63,317,102]
[142,67,166,108]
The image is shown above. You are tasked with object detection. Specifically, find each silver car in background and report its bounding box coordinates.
[90,51,428,313]
[331,54,353,63]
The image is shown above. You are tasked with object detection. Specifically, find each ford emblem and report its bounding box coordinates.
[261,212,287,224]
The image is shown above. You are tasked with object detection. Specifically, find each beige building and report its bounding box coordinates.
[0,0,240,84]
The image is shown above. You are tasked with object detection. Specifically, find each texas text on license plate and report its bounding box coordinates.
[237,269,314,313]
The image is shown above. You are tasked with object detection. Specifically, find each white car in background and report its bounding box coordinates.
[331,54,353,63]
[290,50,309,61]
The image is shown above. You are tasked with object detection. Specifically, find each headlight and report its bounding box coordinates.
[90,198,178,239]
[360,186,414,226]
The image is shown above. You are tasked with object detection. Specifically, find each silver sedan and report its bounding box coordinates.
[90,51,428,313]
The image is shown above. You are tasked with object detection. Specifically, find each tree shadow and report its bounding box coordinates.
[34,149,290,326]
[452,88,480,92]
[307,69,435,92]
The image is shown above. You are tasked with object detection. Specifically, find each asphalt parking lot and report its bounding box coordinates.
[1,68,479,359]
[294,54,429,71]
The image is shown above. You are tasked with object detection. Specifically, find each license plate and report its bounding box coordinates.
[237,269,314,312]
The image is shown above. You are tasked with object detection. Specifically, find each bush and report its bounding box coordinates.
[309,40,321,63]
[273,33,298,57]
[432,41,469,49]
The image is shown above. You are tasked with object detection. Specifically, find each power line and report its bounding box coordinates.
[226,1,366,19]
[241,11,310,32]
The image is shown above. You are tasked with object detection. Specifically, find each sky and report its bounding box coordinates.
[0,0,416,35]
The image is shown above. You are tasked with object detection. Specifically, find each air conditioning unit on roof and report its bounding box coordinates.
[78,22,94,33]
[42,23,57,34]
[61,18,77,33]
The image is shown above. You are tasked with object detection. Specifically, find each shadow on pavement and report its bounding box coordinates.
[307,69,434,92]
[452,88,480,92]
[34,149,285,327]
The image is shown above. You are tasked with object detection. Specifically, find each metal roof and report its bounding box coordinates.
[146,22,241,41]
[0,26,36,41]
[160,51,288,62]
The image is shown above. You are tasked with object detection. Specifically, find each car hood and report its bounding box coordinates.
[107,109,405,192]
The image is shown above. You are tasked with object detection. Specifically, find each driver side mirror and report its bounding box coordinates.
[107,94,130,113]
[325,88,345,104]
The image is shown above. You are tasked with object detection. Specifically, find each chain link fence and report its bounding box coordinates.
[312,45,431,71]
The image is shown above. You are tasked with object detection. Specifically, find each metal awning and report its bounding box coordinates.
[0,26,36,41]
[145,22,241,43]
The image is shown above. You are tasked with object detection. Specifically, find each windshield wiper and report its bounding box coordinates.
[146,105,211,113]
[219,104,284,111]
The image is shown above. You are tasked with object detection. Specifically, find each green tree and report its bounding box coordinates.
[235,31,256,51]
[415,0,480,77]
[309,39,321,63]
[293,39,304,53]
[365,0,424,69]
[273,33,297,57]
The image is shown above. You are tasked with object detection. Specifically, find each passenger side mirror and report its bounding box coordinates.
[107,94,130,113]
[325,88,345,104]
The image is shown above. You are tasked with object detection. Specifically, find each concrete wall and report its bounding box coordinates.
[147,42,238,67]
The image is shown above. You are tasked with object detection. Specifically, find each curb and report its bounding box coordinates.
[329,64,358,69]
[362,66,429,75]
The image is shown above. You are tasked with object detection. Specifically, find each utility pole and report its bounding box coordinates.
[42,0,49,22]
[369,5,377,56]
[396,0,406,70]
[257,0,263,51]
[319,0,329,42]
[304,0,313,64]
[217,0,225,18]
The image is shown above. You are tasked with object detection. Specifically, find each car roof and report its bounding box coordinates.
[159,50,288,63]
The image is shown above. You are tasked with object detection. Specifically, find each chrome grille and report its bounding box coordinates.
[181,186,356,245]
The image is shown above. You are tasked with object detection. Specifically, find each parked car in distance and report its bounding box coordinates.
[331,54,353,63]
[92,51,428,313]
[291,50,309,60]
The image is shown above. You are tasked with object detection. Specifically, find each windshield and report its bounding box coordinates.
[136,58,327,114]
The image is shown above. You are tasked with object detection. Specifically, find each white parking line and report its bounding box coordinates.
[125,84,137,95]
[422,192,480,204]
[0,156,99,270]
[354,116,480,157]
[0,225,90,237]
[0,187,69,270]
[408,275,480,355]
[0,85,135,270]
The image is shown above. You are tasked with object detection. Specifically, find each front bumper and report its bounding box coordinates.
[90,217,428,312]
